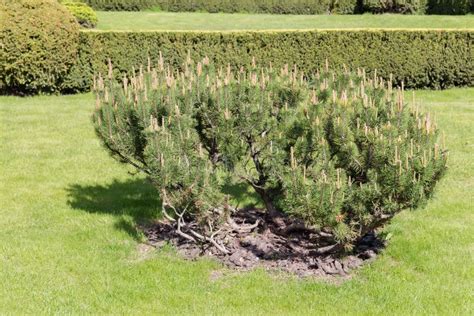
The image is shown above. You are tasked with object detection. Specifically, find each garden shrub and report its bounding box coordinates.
[0,0,79,95]
[61,0,98,28]
[92,57,447,252]
[66,30,473,93]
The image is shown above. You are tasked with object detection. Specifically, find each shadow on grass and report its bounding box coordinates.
[66,177,261,240]
[66,178,160,240]
[222,181,262,209]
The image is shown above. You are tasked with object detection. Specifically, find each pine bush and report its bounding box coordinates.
[93,56,447,252]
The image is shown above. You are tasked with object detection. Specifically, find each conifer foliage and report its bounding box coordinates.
[92,55,447,254]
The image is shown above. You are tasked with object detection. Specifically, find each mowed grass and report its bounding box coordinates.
[95,11,474,31]
[1,88,473,314]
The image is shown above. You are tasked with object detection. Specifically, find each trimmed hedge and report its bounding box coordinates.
[83,0,473,14]
[83,0,358,13]
[83,0,161,10]
[63,30,473,93]
[153,0,358,14]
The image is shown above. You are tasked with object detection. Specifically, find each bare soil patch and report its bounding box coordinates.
[142,208,386,278]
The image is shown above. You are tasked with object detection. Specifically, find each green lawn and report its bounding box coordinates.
[1,88,473,314]
[95,11,474,31]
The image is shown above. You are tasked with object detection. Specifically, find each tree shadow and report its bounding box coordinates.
[66,177,261,240]
[66,178,161,240]
[222,181,262,209]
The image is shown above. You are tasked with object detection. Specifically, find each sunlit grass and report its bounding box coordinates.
[95,11,474,31]
[0,88,473,314]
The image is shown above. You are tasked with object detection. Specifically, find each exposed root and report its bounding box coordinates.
[175,216,197,243]
[144,207,387,279]
[175,227,197,242]
[189,228,230,254]
[160,193,261,255]
[226,216,260,233]
[313,243,342,255]
[206,230,230,254]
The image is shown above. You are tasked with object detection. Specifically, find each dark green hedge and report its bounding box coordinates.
[426,0,473,15]
[362,0,474,15]
[83,0,358,13]
[153,0,358,14]
[83,0,473,14]
[361,0,428,14]
[64,30,473,93]
[82,0,160,11]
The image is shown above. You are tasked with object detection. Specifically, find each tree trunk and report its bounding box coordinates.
[252,185,286,228]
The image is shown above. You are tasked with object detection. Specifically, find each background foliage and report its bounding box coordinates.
[362,0,429,13]
[61,0,98,28]
[426,0,473,14]
[63,30,473,93]
[362,0,473,14]
[0,0,80,95]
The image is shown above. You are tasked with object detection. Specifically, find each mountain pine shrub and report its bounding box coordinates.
[93,56,447,253]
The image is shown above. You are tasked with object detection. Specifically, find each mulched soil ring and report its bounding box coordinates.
[142,208,386,278]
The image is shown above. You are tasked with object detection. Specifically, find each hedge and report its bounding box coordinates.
[83,0,473,14]
[152,0,358,14]
[62,30,473,93]
[82,0,160,11]
[83,0,358,13]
